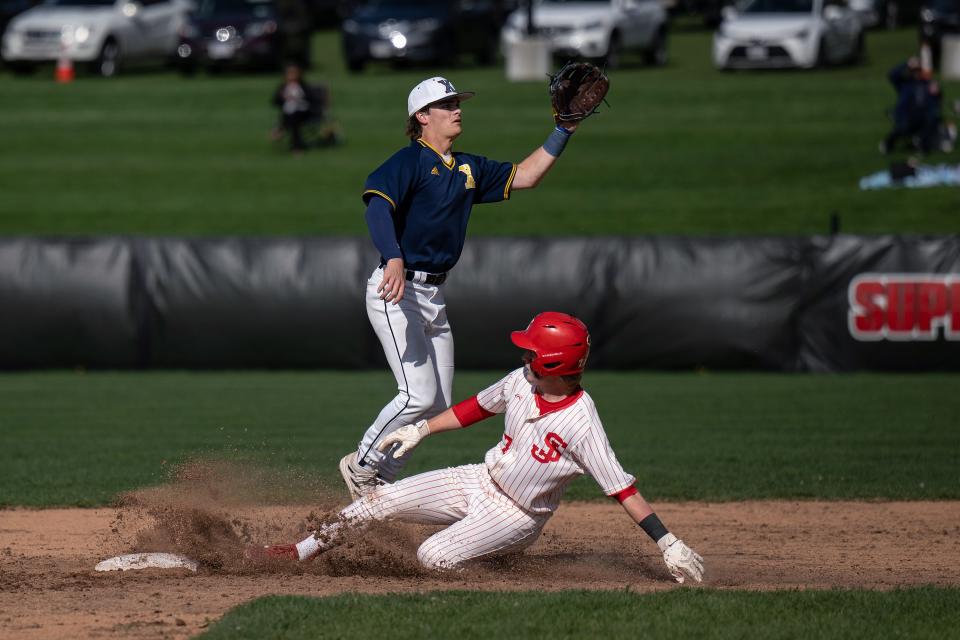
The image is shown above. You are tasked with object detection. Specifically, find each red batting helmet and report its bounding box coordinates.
[510,311,591,377]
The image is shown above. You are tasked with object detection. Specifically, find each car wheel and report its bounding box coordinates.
[604,31,622,69]
[849,33,865,65]
[346,57,365,73]
[8,61,36,76]
[644,27,668,66]
[94,38,120,77]
[475,30,497,66]
[815,37,827,68]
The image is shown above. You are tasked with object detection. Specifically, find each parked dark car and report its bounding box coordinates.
[673,0,728,27]
[848,0,922,28]
[311,0,354,26]
[920,0,960,67]
[340,0,512,72]
[877,0,923,27]
[177,0,283,71]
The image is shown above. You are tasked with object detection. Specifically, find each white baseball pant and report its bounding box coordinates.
[356,266,455,482]
[297,464,550,569]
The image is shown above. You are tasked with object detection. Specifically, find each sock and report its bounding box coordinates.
[295,521,342,560]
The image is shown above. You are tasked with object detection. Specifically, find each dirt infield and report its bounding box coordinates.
[2,498,960,639]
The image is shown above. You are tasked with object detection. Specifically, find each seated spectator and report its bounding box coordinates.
[880,57,944,155]
[271,64,315,153]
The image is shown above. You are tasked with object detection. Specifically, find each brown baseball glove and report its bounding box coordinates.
[549,61,610,124]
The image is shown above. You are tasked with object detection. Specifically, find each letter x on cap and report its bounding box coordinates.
[407,77,475,116]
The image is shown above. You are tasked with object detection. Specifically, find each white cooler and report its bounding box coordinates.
[505,36,550,82]
[941,35,960,80]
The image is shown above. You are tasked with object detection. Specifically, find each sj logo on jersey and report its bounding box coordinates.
[458,163,475,189]
[531,432,567,464]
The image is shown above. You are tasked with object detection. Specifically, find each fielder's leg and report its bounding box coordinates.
[345,270,452,495]
[377,290,454,482]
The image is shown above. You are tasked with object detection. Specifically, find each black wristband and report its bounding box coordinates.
[638,513,669,542]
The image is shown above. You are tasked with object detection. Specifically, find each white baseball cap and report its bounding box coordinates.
[407,77,475,116]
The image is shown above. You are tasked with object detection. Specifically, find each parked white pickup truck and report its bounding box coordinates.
[501,0,669,67]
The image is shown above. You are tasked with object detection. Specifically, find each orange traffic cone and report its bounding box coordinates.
[55,55,75,83]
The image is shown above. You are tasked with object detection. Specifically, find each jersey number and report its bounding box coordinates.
[501,434,513,453]
[531,432,567,464]
[458,164,475,190]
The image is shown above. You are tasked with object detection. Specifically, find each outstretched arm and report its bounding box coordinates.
[618,488,655,522]
[512,122,579,190]
[616,489,705,584]
[420,406,464,434]
[514,61,608,189]
[376,396,495,457]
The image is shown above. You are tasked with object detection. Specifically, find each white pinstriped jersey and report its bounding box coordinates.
[478,368,635,514]
[295,367,637,568]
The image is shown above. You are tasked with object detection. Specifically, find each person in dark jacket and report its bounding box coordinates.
[881,58,942,154]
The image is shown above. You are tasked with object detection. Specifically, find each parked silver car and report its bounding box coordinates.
[502,0,669,67]
[2,0,190,76]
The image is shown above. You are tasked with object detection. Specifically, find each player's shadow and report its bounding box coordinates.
[474,551,667,582]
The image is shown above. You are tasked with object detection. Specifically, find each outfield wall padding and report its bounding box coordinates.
[0,239,142,368]
[137,238,374,368]
[0,235,957,371]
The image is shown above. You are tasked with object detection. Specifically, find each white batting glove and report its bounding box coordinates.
[376,420,431,459]
[657,533,704,584]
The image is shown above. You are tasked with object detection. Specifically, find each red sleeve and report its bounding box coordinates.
[451,396,495,427]
[610,485,637,503]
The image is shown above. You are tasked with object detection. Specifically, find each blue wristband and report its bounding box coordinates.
[543,125,573,158]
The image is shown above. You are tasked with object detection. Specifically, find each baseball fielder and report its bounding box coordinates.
[256,312,704,582]
[341,75,585,499]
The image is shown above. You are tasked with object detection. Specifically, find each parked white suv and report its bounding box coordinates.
[2,0,190,76]
[713,0,864,69]
[502,0,669,67]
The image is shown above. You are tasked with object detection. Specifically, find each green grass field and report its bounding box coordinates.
[200,588,960,640]
[1,28,958,236]
[1,370,957,506]
[4,371,956,639]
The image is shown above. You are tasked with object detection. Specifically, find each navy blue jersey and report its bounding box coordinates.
[363,139,517,273]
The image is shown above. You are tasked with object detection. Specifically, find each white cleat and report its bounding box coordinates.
[339,452,386,501]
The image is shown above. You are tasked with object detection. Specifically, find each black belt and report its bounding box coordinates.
[405,270,447,286]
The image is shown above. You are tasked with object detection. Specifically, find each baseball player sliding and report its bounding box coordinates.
[340,73,593,500]
[255,312,704,583]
